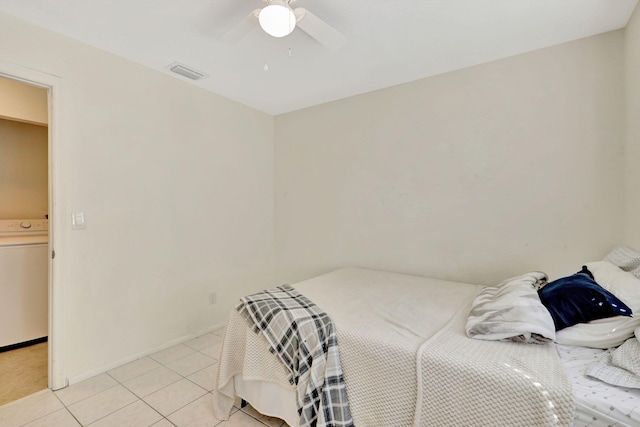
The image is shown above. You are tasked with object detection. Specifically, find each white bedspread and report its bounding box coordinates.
[213,268,575,426]
[419,301,575,426]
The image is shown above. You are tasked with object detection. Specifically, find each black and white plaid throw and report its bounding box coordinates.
[237,284,354,427]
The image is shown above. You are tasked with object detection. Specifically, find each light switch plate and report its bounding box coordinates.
[71,212,86,230]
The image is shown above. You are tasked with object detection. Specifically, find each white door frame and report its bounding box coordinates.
[0,61,67,390]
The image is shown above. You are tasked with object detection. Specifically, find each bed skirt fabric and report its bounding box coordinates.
[212,307,296,424]
[213,268,576,426]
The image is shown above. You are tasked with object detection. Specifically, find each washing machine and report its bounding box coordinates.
[0,219,49,349]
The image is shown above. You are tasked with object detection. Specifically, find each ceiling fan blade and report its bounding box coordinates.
[294,8,346,50]
[221,9,261,43]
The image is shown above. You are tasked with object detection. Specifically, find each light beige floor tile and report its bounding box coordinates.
[67,385,138,425]
[123,366,182,397]
[143,379,207,417]
[218,410,269,426]
[108,357,162,383]
[88,399,163,427]
[23,408,81,427]
[187,363,218,392]
[240,405,285,427]
[166,352,216,377]
[0,389,64,427]
[167,394,222,427]
[54,373,118,406]
[150,419,176,427]
[199,342,222,360]
[211,327,225,337]
[183,333,222,351]
[150,344,197,365]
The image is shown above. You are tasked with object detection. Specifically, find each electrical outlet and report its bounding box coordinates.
[209,292,217,305]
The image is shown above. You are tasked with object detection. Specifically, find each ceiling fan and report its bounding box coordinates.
[222,0,346,50]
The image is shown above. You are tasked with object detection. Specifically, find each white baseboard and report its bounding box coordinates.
[66,322,226,386]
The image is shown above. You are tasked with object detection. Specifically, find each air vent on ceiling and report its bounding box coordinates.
[166,62,208,81]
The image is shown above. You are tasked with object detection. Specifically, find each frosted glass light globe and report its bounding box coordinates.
[259,3,296,38]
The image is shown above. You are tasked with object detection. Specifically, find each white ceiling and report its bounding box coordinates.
[0,0,637,115]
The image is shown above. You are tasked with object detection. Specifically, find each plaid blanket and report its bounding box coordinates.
[237,284,354,427]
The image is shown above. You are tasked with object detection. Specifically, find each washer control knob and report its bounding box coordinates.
[20,221,32,229]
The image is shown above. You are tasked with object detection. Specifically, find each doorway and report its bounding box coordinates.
[0,62,66,397]
[0,76,49,405]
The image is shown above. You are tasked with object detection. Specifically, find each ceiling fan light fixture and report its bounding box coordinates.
[259,1,296,38]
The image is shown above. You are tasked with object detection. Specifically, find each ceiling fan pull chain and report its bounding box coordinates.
[289,47,292,58]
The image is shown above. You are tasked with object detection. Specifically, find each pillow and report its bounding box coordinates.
[585,261,640,311]
[538,267,632,331]
[555,262,640,348]
[603,246,640,272]
[466,271,555,344]
[555,316,640,348]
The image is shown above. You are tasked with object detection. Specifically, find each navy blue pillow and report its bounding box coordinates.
[538,267,633,331]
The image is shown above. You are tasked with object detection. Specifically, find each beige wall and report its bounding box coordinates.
[0,118,48,218]
[275,31,625,285]
[0,8,632,384]
[624,5,640,247]
[0,12,275,382]
[0,76,48,125]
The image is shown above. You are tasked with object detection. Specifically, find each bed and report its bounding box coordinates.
[558,344,640,426]
[213,267,583,426]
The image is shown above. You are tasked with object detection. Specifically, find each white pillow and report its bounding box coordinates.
[555,261,640,348]
[585,261,640,311]
[556,316,640,348]
[603,246,640,272]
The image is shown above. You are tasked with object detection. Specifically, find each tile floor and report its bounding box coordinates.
[0,328,288,427]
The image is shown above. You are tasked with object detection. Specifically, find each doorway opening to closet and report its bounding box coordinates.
[0,73,59,405]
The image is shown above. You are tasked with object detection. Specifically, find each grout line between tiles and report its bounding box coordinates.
[90,399,163,427]
[53,393,83,427]
[162,389,210,419]
[58,381,121,409]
